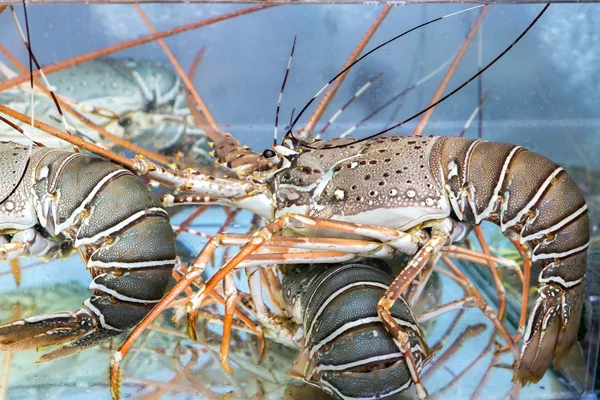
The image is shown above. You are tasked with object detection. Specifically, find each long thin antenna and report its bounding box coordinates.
[343,4,549,146]
[459,90,489,137]
[339,54,455,139]
[303,3,550,149]
[285,4,485,141]
[10,3,74,146]
[315,72,384,140]
[274,34,297,145]
[9,3,34,153]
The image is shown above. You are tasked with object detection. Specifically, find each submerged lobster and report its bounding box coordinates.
[211,132,589,388]
[0,57,211,168]
[0,4,590,399]
[0,142,176,361]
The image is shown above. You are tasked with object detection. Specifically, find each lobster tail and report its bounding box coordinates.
[438,137,589,384]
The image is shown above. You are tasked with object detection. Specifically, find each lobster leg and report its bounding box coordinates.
[0,241,27,261]
[261,267,287,316]
[246,266,289,333]
[0,309,100,353]
[220,273,238,375]
[438,256,518,356]
[0,228,60,261]
[377,229,448,400]
[507,236,532,343]
[246,266,273,325]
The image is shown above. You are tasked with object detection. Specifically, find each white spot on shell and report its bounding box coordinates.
[37,166,49,181]
[5,201,14,211]
[350,162,359,169]
[426,198,434,206]
[389,189,398,197]
[407,190,416,198]
[448,160,458,180]
[334,189,345,200]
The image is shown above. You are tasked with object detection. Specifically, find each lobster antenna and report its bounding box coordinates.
[306,3,550,149]
[274,34,297,146]
[459,90,490,137]
[22,2,32,108]
[285,4,485,141]
[338,53,455,139]
[11,2,74,148]
[289,107,296,132]
[315,72,384,140]
[7,4,34,153]
[335,3,550,147]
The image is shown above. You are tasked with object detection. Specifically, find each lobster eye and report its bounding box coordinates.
[263,149,276,159]
[119,117,132,128]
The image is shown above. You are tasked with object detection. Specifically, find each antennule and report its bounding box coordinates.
[274,34,297,146]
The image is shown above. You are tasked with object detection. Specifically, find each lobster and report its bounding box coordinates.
[0,141,177,361]
[0,58,212,168]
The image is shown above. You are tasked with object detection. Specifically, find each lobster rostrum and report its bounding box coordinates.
[0,141,177,361]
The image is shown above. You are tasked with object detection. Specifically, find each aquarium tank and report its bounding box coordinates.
[0,2,598,400]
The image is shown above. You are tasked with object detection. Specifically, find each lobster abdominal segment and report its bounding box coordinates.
[0,141,176,360]
[283,261,428,400]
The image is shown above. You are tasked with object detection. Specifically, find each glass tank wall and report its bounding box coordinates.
[0,3,598,400]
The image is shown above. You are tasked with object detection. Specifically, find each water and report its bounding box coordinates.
[0,3,598,400]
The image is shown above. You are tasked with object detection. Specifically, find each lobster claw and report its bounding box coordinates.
[515,283,585,384]
[0,308,118,362]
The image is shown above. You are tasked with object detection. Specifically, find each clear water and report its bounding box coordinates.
[0,3,598,400]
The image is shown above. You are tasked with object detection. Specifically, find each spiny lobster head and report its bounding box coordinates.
[209,131,316,181]
[207,132,369,220]
[210,132,277,179]
[267,136,367,215]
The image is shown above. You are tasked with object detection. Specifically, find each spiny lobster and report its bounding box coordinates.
[0,4,589,400]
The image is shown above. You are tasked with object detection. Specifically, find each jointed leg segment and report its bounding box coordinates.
[377,230,448,399]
